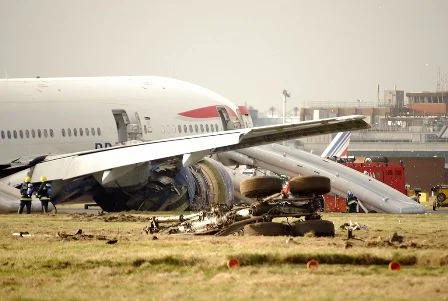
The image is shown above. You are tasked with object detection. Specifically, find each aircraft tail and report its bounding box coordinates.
[321,132,351,158]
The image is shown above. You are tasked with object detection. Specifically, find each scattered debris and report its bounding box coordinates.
[144,175,336,237]
[106,239,118,245]
[340,220,369,231]
[12,232,31,237]
[389,232,404,244]
[57,229,110,241]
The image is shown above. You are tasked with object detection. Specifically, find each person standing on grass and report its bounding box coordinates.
[18,176,34,214]
[346,191,358,213]
[36,176,53,213]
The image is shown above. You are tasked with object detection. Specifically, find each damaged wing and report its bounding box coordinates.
[28,115,369,183]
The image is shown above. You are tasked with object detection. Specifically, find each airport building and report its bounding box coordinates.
[249,89,448,191]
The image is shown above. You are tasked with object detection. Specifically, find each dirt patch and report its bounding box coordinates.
[69,212,149,222]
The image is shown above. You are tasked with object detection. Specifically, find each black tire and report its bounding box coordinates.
[291,220,335,237]
[288,176,331,195]
[437,193,446,202]
[433,201,437,211]
[243,222,290,236]
[240,176,283,198]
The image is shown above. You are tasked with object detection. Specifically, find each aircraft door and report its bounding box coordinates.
[217,107,231,131]
[112,110,129,144]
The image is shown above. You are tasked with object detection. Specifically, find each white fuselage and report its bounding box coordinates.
[0,76,246,163]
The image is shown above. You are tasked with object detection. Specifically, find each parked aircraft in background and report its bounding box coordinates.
[0,76,369,212]
[321,131,351,158]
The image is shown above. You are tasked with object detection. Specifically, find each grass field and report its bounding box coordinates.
[0,206,447,301]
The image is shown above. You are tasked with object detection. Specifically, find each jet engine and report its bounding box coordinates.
[49,157,236,212]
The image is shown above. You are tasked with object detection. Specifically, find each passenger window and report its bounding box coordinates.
[189,125,193,133]
[177,125,181,133]
[31,129,35,138]
[37,129,42,138]
[85,128,89,136]
[62,129,66,137]
[50,129,54,138]
[79,128,83,136]
[205,124,209,132]
[210,124,214,132]
[183,125,187,133]
[73,128,77,136]
[200,124,204,133]
[19,130,24,139]
[25,129,30,138]
[195,124,199,133]
[44,129,48,138]
[144,125,147,134]
[91,127,95,136]
[97,128,101,136]
[13,130,17,139]
[67,128,72,137]
[7,130,11,139]
[1,130,4,139]
[215,124,219,131]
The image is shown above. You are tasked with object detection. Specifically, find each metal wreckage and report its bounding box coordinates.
[145,175,335,237]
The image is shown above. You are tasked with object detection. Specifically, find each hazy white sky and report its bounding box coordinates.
[1,0,447,112]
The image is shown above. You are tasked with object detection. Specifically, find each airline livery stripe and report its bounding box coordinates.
[178,105,236,118]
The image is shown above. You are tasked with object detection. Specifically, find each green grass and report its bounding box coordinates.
[0,209,447,300]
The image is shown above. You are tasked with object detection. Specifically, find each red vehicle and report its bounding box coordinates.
[324,160,406,212]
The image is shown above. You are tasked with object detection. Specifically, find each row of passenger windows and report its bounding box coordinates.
[1,127,102,140]
[159,123,220,134]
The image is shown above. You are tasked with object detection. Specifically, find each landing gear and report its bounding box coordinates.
[291,219,335,237]
[243,222,290,236]
[240,176,283,198]
[239,175,334,237]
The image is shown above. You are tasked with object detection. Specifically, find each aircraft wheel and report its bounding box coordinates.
[243,222,290,236]
[291,220,335,237]
[288,176,331,195]
[436,193,446,202]
[240,176,283,198]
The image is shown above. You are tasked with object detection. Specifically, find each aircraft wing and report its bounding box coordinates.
[29,115,369,182]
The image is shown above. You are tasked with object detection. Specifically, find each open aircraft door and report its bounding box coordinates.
[112,110,143,144]
[217,106,240,130]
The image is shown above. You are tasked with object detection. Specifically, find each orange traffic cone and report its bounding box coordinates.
[307,259,319,269]
[388,261,401,271]
[227,258,240,269]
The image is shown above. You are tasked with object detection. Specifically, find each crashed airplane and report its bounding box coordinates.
[0,76,370,212]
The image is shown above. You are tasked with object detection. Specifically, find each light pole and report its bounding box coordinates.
[282,89,290,124]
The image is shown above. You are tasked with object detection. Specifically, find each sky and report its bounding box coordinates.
[1,0,447,114]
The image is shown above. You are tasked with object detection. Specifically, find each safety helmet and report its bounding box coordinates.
[24,176,31,183]
[41,176,47,182]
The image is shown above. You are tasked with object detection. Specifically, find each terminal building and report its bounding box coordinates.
[249,89,448,191]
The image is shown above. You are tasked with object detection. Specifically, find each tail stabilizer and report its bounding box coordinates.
[321,132,351,158]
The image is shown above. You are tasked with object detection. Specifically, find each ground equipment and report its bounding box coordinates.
[431,185,448,210]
